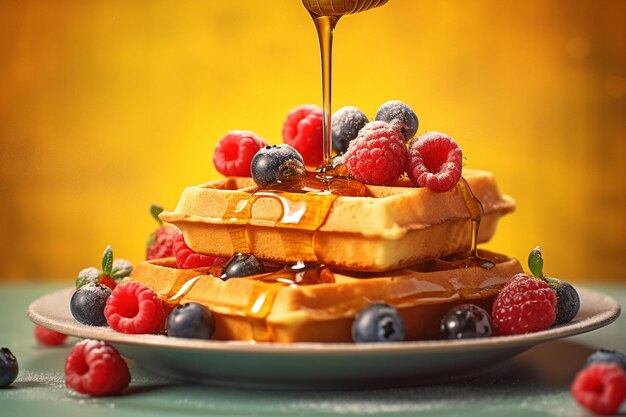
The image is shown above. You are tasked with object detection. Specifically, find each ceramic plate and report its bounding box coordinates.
[28,287,620,389]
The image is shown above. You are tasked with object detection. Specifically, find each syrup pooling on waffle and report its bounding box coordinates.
[214,170,367,262]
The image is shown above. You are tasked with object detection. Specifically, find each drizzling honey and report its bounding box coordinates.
[303,0,389,172]
[453,176,496,269]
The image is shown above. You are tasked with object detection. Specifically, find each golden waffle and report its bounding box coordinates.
[126,251,523,343]
[160,169,515,272]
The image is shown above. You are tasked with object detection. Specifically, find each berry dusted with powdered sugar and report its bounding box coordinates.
[375,100,419,141]
[331,106,369,154]
[65,340,130,396]
[104,282,163,334]
[70,283,111,327]
[282,105,324,167]
[213,130,268,177]
[406,131,463,192]
[344,121,407,186]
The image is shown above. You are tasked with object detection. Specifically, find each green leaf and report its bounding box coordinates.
[150,204,164,225]
[528,246,544,278]
[102,245,113,276]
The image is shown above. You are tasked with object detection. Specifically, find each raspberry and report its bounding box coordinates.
[406,131,463,192]
[173,231,228,269]
[492,273,557,336]
[282,105,323,167]
[146,225,178,260]
[34,326,67,346]
[343,121,407,185]
[104,282,164,334]
[65,339,130,396]
[213,130,267,177]
[571,363,626,415]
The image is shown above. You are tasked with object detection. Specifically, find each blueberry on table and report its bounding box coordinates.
[586,349,626,372]
[352,303,405,343]
[167,303,216,339]
[0,347,18,387]
[250,145,306,188]
[331,106,369,154]
[220,254,265,280]
[374,100,419,141]
[440,304,492,340]
[70,283,111,326]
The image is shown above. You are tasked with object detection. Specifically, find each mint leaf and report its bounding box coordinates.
[102,245,113,276]
[528,246,544,278]
[150,204,164,225]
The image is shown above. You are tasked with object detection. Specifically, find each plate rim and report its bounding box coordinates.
[28,286,621,355]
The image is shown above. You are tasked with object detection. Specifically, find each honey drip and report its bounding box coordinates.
[303,0,388,171]
[453,176,495,269]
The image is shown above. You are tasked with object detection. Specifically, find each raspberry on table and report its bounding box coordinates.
[65,339,131,396]
[282,104,324,167]
[343,121,407,186]
[331,106,369,154]
[173,231,228,269]
[213,130,268,177]
[104,282,164,334]
[492,273,557,336]
[406,131,463,192]
[34,325,67,346]
[571,363,626,415]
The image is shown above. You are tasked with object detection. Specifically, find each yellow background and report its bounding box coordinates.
[0,0,624,282]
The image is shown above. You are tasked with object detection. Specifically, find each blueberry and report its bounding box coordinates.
[352,303,405,343]
[250,145,306,188]
[331,106,369,154]
[0,347,18,387]
[375,100,419,141]
[546,278,580,325]
[440,304,492,340]
[585,349,626,372]
[220,254,265,280]
[167,303,215,339]
[75,266,100,289]
[70,283,111,326]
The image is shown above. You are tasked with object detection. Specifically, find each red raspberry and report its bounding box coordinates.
[146,225,178,260]
[213,130,267,177]
[492,273,557,336]
[97,275,117,291]
[34,325,67,346]
[65,339,131,396]
[282,105,323,167]
[173,231,228,269]
[104,282,163,334]
[343,121,407,185]
[406,131,463,192]
[571,363,626,415]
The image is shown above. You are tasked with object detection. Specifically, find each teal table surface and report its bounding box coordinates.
[1,283,624,417]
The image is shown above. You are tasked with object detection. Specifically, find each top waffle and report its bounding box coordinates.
[160,169,515,272]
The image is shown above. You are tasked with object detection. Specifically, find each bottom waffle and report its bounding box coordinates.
[126,251,523,343]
